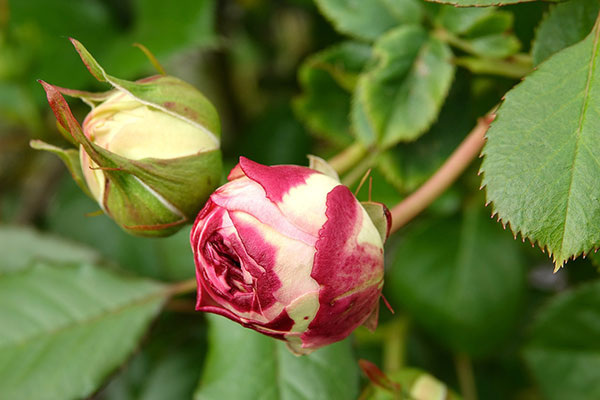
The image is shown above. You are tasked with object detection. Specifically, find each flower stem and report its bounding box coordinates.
[389,114,494,234]
[167,278,197,297]
[455,353,478,400]
[328,142,368,176]
[454,55,532,79]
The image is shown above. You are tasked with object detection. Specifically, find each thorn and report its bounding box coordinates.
[485,201,490,207]
[368,176,373,202]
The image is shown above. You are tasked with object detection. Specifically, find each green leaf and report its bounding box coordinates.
[435,7,509,36]
[195,314,359,400]
[12,0,217,90]
[523,280,600,400]
[0,262,167,400]
[435,7,520,58]
[375,71,476,194]
[314,0,423,41]
[386,204,525,356]
[103,0,217,77]
[532,0,599,66]
[466,34,520,58]
[480,17,600,267]
[294,42,371,147]
[97,313,206,400]
[0,225,99,274]
[352,26,455,148]
[47,177,196,281]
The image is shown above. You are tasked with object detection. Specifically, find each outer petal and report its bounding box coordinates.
[301,185,384,351]
[238,157,341,235]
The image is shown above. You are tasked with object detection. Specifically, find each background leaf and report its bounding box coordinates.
[195,314,359,400]
[313,0,422,41]
[0,225,99,273]
[8,0,216,97]
[294,41,371,147]
[532,0,599,66]
[97,313,206,400]
[45,177,195,281]
[523,280,600,400]
[434,7,520,58]
[480,18,600,267]
[0,262,167,400]
[375,70,478,194]
[352,26,455,148]
[386,203,525,356]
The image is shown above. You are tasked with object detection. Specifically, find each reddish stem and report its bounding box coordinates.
[390,114,495,234]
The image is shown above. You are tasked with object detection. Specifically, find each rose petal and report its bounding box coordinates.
[211,176,318,246]
[239,157,341,235]
[301,185,384,350]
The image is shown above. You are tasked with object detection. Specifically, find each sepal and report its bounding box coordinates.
[69,38,220,145]
[307,154,340,181]
[361,201,392,243]
[29,140,91,197]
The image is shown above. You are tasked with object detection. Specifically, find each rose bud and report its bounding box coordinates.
[31,39,221,237]
[190,156,391,355]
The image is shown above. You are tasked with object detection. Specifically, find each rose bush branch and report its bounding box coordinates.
[389,113,494,234]
[327,142,369,176]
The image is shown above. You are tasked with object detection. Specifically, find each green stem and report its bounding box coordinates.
[455,353,478,400]
[389,113,494,234]
[328,142,368,176]
[383,316,409,374]
[454,55,532,79]
[167,278,197,297]
[434,28,476,55]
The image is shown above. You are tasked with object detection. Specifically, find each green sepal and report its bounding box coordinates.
[361,201,391,243]
[39,80,119,171]
[124,149,223,219]
[307,154,340,181]
[53,85,115,108]
[100,170,188,237]
[29,140,91,198]
[69,38,220,145]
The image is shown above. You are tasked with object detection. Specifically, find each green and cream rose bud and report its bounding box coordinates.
[32,39,221,237]
[191,157,390,354]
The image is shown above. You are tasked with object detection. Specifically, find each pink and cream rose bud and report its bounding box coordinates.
[191,157,390,355]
